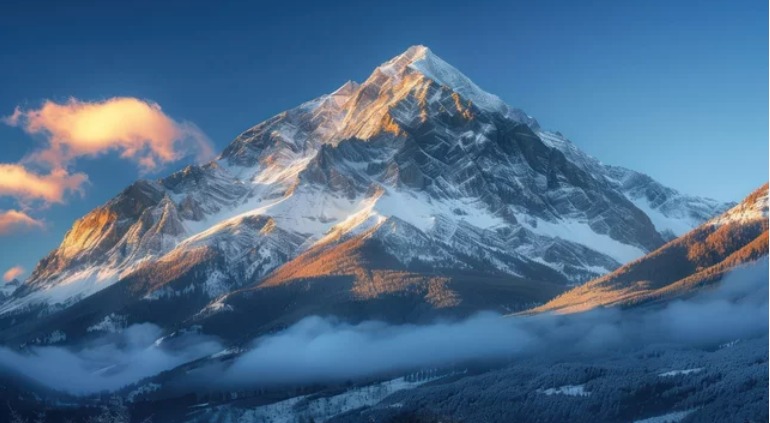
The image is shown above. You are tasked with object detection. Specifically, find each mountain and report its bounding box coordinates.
[0,46,730,343]
[536,132,731,241]
[0,279,20,300]
[531,183,768,314]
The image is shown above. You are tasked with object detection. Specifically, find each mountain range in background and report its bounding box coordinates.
[534,183,768,313]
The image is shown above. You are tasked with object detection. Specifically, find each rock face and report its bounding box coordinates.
[0,46,730,342]
[532,183,768,314]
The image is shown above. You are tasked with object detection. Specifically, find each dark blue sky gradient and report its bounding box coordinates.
[0,0,767,273]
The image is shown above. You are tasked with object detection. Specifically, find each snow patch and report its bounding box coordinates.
[203,270,229,298]
[709,188,768,227]
[719,339,740,349]
[519,216,645,264]
[32,330,66,345]
[87,313,127,333]
[143,283,196,301]
[630,197,699,237]
[0,258,148,314]
[126,383,160,402]
[633,409,697,423]
[217,375,442,423]
[197,296,234,317]
[537,384,590,397]
[658,368,703,377]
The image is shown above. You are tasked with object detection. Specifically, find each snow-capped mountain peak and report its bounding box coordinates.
[360,45,536,126]
[0,46,731,319]
[406,46,508,114]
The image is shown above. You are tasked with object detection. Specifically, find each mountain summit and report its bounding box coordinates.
[0,46,730,343]
[376,45,512,115]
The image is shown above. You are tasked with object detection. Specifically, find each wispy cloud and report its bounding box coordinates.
[0,164,87,205]
[3,265,25,282]
[0,210,44,234]
[5,97,214,171]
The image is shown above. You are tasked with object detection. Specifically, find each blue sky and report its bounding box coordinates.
[0,0,767,277]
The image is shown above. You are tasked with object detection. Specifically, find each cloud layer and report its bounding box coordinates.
[5,97,214,171]
[0,164,87,205]
[0,258,765,395]
[0,210,44,235]
[2,266,24,282]
[0,324,221,394]
[215,258,769,388]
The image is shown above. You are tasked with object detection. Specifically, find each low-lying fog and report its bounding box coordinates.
[1,258,766,395]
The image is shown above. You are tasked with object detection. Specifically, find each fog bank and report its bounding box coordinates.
[0,258,766,394]
[218,257,768,387]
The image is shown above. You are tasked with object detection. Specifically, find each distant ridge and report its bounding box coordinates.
[530,183,768,314]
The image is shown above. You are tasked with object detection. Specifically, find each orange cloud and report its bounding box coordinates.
[6,97,214,171]
[3,265,25,282]
[0,210,44,235]
[0,164,87,204]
